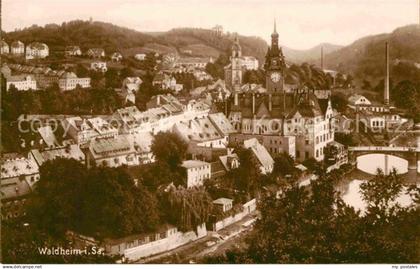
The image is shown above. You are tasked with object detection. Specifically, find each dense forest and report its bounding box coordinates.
[322,25,420,84]
[3,20,268,61]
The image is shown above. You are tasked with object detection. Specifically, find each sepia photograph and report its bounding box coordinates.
[0,0,419,267]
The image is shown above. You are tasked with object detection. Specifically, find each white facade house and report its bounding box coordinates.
[135,53,146,61]
[241,56,259,70]
[122,77,143,92]
[65,46,82,56]
[90,61,107,72]
[87,48,105,58]
[213,198,233,213]
[10,41,25,55]
[1,41,9,54]
[59,72,91,91]
[348,94,389,113]
[111,52,123,62]
[348,94,371,106]
[25,42,49,59]
[182,160,211,188]
[6,75,37,91]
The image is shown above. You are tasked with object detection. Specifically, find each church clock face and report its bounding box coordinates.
[270,72,281,83]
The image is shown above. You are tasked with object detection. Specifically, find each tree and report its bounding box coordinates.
[120,67,134,78]
[391,80,419,115]
[75,64,89,77]
[360,168,404,218]
[331,92,348,113]
[135,80,157,111]
[140,162,186,191]
[28,158,87,237]
[344,74,353,88]
[158,185,213,231]
[361,79,372,91]
[141,52,157,73]
[205,54,229,79]
[104,67,120,89]
[151,131,187,170]
[335,133,359,147]
[229,147,262,199]
[272,153,298,178]
[324,143,339,165]
[1,221,117,263]
[243,70,264,84]
[28,158,161,239]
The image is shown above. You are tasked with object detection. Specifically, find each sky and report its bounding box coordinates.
[2,0,418,50]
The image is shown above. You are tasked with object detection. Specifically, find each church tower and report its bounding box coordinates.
[264,20,286,93]
[231,34,243,88]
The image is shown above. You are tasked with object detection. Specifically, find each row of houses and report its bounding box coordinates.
[1,40,49,60]
[3,64,91,91]
[65,46,122,62]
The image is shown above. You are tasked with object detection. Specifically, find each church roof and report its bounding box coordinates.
[231,90,326,119]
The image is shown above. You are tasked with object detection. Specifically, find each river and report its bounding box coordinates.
[338,153,419,214]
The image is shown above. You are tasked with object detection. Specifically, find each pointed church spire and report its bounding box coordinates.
[274,18,277,34]
[272,18,279,38]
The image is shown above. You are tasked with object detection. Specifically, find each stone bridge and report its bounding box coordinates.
[348,146,420,175]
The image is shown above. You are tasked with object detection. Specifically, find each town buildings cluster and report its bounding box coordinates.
[3,22,410,261]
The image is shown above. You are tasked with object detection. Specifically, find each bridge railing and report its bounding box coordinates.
[348,146,420,152]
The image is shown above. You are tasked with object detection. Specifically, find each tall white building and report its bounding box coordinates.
[59,72,91,91]
[6,75,37,91]
[182,160,211,188]
[25,42,49,59]
[10,41,25,55]
[1,41,9,54]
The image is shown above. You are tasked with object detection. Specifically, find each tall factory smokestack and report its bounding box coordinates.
[384,42,390,106]
[321,46,324,70]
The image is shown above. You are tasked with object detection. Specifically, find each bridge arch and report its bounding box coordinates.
[348,146,419,175]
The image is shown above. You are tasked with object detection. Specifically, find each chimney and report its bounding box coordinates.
[268,94,272,111]
[384,42,390,106]
[252,93,256,114]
